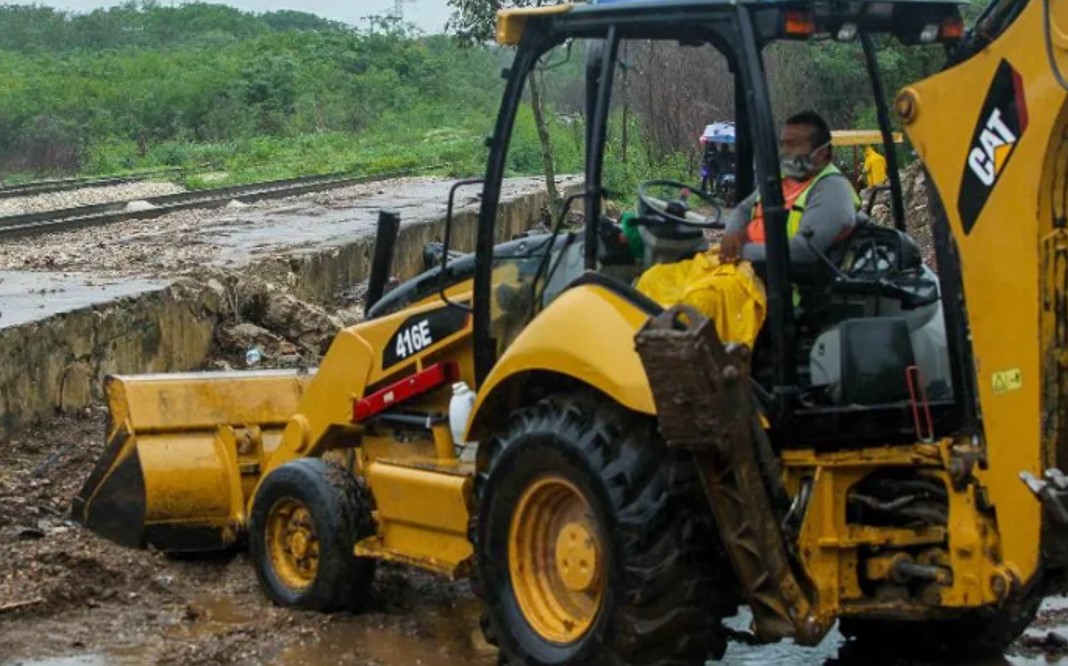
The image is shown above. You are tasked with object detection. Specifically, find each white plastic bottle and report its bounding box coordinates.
[449,381,476,453]
[245,346,262,367]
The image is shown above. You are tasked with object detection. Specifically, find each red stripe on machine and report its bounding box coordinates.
[352,362,460,422]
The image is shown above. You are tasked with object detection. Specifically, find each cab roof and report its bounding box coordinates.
[496,0,965,46]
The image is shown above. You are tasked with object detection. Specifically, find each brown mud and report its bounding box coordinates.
[0,413,495,666]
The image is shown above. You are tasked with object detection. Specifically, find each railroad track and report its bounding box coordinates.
[0,167,188,200]
[0,166,439,240]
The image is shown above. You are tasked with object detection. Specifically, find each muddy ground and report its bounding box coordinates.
[2,408,1068,665]
[0,412,494,666]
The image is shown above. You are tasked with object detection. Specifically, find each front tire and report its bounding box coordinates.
[476,393,732,665]
[249,458,376,612]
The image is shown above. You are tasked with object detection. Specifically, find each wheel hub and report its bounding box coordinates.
[508,476,605,644]
[555,522,599,592]
[266,498,320,590]
[288,529,309,559]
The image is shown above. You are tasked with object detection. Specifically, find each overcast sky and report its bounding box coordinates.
[48,0,455,33]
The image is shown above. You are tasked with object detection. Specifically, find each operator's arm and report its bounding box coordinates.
[740,176,856,263]
[719,190,757,263]
[724,190,757,234]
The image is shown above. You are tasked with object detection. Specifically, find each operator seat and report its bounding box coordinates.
[792,210,924,285]
[794,211,938,337]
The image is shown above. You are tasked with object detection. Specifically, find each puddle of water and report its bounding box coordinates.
[1,646,146,666]
[2,658,108,666]
[272,596,496,666]
[185,594,255,624]
[10,591,1067,666]
[720,609,843,665]
[162,593,258,643]
[720,605,1068,666]
[1040,596,1068,613]
[270,601,1068,666]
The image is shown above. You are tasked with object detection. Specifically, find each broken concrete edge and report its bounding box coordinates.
[0,182,577,442]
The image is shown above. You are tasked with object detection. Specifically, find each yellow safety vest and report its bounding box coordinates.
[746,164,860,244]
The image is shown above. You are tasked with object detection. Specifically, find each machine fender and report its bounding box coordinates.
[467,283,657,441]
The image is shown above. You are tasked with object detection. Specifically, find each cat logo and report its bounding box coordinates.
[967,108,1017,187]
[957,59,1028,234]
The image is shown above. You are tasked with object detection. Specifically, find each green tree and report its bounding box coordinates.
[260,10,346,32]
[447,0,564,215]
[0,3,512,178]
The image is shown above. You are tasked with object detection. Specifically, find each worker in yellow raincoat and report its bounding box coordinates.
[862,145,888,189]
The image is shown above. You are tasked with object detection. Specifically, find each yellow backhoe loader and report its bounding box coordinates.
[72,0,1068,662]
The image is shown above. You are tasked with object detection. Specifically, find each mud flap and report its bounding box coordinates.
[634,305,828,645]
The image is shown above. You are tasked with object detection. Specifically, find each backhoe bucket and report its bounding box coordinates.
[72,370,314,552]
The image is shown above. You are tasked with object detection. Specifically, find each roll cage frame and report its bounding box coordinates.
[467,0,973,437]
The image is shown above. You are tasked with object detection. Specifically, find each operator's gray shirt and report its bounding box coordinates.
[724,174,858,263]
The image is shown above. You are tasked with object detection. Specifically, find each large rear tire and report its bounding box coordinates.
[249,458,376,612]
[475,393,734,665]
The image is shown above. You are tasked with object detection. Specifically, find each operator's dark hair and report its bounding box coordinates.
[785,110,832,152]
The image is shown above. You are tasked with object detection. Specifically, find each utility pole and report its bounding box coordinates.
[360,13,381,33]
[389,0,416,21]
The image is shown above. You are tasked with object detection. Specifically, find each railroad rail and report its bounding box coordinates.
[0,167,188,200]
[0,166,439,240]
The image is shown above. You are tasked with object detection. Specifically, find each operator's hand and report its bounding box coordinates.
[719,230,745,264]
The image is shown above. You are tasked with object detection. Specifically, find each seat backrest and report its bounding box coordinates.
[839,224,922,278]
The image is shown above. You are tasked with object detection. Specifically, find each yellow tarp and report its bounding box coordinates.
[635,249,767,348]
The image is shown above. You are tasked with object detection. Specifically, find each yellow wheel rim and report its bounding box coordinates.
[508,476,605,644]
[265,497,320,591]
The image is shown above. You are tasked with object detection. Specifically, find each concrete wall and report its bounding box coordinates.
[0,186,558,441]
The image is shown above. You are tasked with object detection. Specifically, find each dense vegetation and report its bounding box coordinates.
[0,1,982,199]
[0,3,512,183]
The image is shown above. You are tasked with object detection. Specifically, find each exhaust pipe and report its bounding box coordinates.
[365,209,400,312]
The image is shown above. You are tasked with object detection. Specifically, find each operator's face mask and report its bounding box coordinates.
[781,141,830,180]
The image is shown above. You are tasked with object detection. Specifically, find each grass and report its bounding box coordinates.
[8,105,701,211]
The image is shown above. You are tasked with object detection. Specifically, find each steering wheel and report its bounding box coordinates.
[637,179,723,229]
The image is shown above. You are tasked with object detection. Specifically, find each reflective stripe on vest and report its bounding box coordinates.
[745,164,860,244]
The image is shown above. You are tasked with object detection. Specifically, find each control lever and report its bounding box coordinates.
[800,228,850,280]
[801,229,898,293]
[864,184,891,216]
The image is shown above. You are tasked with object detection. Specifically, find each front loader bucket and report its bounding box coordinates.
[72,370,314,553]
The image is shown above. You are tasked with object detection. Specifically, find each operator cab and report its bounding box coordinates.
[420,0,970,449]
